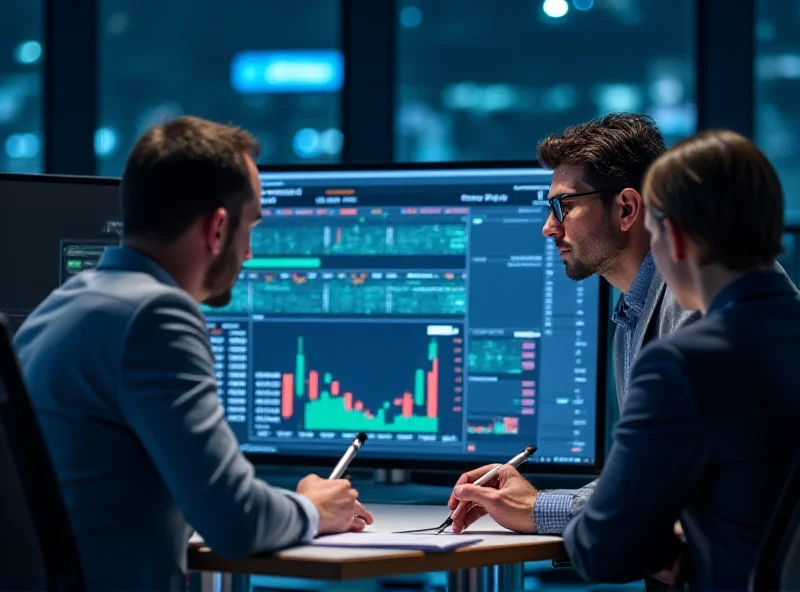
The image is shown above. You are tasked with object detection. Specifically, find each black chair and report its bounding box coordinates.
[749,447,800,592]
[0,314,84,591]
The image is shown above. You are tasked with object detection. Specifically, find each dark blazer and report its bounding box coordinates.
[563,269,800,591]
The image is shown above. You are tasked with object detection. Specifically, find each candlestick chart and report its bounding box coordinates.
[250,321,463,438]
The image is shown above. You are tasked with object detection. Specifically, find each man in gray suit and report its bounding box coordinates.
[13,116,372,591]
[446,113,696,536]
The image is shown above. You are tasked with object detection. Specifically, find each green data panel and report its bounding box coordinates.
[468,339,522,374]
[212,275,466,316]
[250,222,467,256]
[304,395,439,433]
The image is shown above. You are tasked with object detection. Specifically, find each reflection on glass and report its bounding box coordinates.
[395,0,696,162]
[756,1,800,223]
[97,0,341,176]
[0,0,44,173]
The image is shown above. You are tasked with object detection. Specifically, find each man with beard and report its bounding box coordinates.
[12,116,372,591]
[446,114,696,542]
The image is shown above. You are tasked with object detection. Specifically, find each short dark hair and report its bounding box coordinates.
[120,115,261,243]
[644,129,784,271]
[537,112,667,193]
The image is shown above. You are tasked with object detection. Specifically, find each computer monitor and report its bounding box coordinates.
[0,174,121,331]
[13,165,608,474]
[206,162,609,474]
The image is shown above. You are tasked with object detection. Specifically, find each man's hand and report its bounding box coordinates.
[447,465,539,533]
[296,474,374,534]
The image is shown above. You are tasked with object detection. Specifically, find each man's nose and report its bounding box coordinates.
[542,211,564,239]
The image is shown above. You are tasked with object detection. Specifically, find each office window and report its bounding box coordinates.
[396,0,696,162]
[98,1,342,176]
[0,1,43,173]
[756,1,800,223]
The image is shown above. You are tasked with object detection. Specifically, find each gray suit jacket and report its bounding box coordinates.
[13,247,318,591]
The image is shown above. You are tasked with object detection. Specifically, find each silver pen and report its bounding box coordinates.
[436,446,537,534]
[329,432,368,479]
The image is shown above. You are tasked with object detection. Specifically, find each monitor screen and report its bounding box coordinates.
[0,174,122,326]
[205,164,608,473]
[21,166,607,474]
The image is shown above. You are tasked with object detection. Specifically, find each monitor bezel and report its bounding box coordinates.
[248,160,610,477]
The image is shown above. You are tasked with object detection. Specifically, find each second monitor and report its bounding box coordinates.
[207,163,608,473]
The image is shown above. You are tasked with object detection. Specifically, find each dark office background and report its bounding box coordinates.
[1,0,798,222]
[1,1,799,590]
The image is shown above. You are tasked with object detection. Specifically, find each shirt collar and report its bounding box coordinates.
[624,251,656,316]
[612,251,656,327]
[95,246,180,288]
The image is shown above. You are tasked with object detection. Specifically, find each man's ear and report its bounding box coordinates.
[662,217,687,264]
[205,207,228,256]
[617,188,644,232]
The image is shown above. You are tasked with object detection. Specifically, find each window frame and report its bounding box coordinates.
[42,0,756,175]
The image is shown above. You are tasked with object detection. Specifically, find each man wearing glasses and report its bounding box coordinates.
[531,112,698,534]
[446,113,696,540]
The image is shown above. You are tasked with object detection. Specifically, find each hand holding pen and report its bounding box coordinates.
[440,446,539,534]
[296,432,374,535]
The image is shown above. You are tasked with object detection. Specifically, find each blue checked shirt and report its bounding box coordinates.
[532,253,656,534]
[611,251,657,399]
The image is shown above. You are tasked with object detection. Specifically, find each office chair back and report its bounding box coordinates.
[749,446,800,592]
[0,314,84,591]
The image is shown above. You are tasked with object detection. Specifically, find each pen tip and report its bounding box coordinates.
[356,432,368,443]
[526,446,536,453]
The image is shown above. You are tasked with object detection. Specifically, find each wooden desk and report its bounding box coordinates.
[188,503,567,592]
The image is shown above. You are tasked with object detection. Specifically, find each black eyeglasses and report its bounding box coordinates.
[548,188,624,223]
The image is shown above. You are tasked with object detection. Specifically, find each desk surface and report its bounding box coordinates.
[188,503,566,580]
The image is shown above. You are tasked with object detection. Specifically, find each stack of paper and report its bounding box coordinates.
[309,531,482,552]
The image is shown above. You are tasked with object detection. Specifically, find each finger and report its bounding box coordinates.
[448,473,471,509]
[448,465,497,509]
[355,501,374,524]
[453,484,498,512]
[349,516,367,532]
[451,499,476,523]
[462,504,488,531]
[453,505,488,533]
[450,501,476,532]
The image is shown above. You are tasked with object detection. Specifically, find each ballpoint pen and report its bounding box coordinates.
[435,446,537,534]
[329,432,368,479]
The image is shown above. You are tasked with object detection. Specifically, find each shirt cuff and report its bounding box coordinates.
[533,491,575,535]
[279,490,320,541]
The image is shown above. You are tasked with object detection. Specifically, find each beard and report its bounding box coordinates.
[202,240,241,308]
[558,223,625,281]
